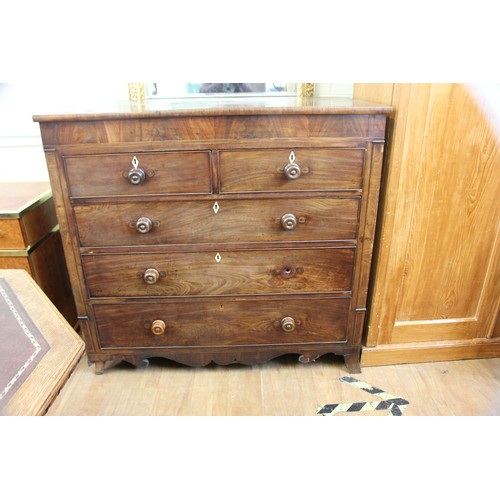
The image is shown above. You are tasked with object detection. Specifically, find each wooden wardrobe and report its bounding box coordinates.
[355,83,500,366]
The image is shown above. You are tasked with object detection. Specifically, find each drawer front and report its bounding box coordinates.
[74,198,359,247]
[21,197,58,248]
[64,152,212,197]
[219,148,364,193]
[82,248,355,297]
[0,219,25,249]
[94,297,350,348]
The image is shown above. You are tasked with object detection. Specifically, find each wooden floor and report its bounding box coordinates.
[46,353,500,416]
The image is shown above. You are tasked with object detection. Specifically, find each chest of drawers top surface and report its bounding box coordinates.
[33,96,390,121]
[33,97,390,145]
[34,98,390,374]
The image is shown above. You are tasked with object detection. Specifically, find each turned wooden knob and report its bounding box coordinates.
[280,213,297,230]
[283,162,301,180]
[128,166,146,185]
[143,268,160,285]
[151,319,166,336]
[135,216,153,234]
[281,316,296,332]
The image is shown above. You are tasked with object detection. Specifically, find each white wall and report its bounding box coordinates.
[315,83,353,97]
[0,83,353,182]
[0,83,129,181]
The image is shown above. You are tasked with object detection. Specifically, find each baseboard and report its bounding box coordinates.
[361,338,500,367]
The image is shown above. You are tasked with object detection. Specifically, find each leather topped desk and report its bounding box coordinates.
[0,270,84,416]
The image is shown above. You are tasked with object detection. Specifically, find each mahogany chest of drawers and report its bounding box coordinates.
[34,97,390,374]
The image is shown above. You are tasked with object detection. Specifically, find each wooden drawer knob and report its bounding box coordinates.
[143,268,160,285]
[151,319,166,336]
[128,167,146,185]
[284,162,301,180]
[280,213,297,230]
[135,217,153,234]
[281,316,296,332]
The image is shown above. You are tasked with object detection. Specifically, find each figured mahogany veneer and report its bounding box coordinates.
[65,151,212,197]
[94,297,351,348]
[219,148,364,192]
[82,248,355,297]
[74,198,360,247]
[34,97,390,374]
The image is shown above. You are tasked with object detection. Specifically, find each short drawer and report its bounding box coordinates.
[94,297,350,348]
[64,151,212,197]
[82,248,355,297]
[219,148,364,193]
[74,197,359,247]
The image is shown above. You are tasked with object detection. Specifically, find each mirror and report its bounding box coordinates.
[128,83,315,102]
[147,83,295,98]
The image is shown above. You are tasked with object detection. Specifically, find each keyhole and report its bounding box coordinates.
[280,267,296,279]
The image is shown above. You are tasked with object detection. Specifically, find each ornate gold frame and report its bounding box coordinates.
[127,83,147,103]
[297,83,316,97]
[128,83,315,103]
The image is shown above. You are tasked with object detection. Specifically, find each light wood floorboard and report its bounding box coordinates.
[45,354,500,416]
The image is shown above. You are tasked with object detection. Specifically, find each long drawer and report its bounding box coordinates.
[94,297,351,348]
[82,248,355,297]
[219,148,364,193]
[64,151,212,197]
[74,198,359,247]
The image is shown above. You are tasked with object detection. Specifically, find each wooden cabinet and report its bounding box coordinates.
[354,83,500,365]
[0,182,77,325]
[34,97,390,373]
